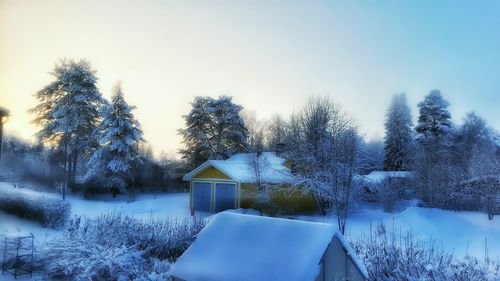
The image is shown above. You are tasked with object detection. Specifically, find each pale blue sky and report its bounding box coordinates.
[1,0,499,155]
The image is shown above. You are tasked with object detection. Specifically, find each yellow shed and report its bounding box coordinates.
[182,152,316,213]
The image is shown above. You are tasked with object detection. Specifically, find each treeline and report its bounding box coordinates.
[382,91,500,218]
[6,57,499,215]
[178,91,499,221]
[3,59,188,197]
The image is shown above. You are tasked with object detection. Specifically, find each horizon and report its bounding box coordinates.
[1,0,499,156]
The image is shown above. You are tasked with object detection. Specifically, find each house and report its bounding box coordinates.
[359,171,415,202]
[363,171,415,184]
[170,212,368,281]
[183,152,315,213]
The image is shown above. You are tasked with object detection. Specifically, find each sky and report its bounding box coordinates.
[1,0,499,156]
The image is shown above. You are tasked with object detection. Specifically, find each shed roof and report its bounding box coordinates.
[170,212,368,281]
[183,152,294,184]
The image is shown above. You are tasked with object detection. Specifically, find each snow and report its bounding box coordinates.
[1,180,499,269]
[363,171,414,183]
[0,182,197,222]
[298,203,500,261]
[171,212,367,281]
[183,152,294,184]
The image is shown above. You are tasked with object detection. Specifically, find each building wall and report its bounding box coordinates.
[240,183,316,213]
[190,166,238,210]
[315,237,366,281]
[193,166,231,179]
[189,166,316,213]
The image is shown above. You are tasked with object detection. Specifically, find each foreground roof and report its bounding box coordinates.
[171,212,367,281]
[183,152,294,184]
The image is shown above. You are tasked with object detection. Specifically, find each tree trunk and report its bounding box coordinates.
[71,152,78,189]
[62,140,68,200]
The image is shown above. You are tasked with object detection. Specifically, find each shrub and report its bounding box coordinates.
[45,213,206,280]
[352,222,500,280]
[0,187,70,228]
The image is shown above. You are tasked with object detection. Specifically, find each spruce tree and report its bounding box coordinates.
[414,90,453,205]
[32,59,104,198]
[383,93,414,171]
[415,90,452,144]
[178,96,248,167]
[85,82,143,196]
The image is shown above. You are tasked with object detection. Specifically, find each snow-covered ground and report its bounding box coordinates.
[298,204,500,261]
[1,181,499,268]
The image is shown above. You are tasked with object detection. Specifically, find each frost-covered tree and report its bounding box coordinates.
[383,93,414,171]
[266,114,287,150]
[285,97,360,233]
[241,110,266,152]
[414,90,453,205]
[31,59,104,199]
[454,112,497,175]
[178,96,248,167]
[449,113,500,218]
[358,139,384,174]
[415,90,453,145]
[85,83,143,196]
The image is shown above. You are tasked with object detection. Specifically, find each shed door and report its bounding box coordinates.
[214,183,236,212]
[192,182,212,211]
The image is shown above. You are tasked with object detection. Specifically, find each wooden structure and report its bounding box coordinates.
[171,212,368,281]
[2,232,34,279]
[183,152,316,213]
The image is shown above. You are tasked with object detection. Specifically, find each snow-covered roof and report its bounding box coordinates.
[183,152,295,184]
[363,171,415,183]
[170,212,368,281]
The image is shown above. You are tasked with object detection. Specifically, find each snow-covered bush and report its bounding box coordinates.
[45,213,206,280]
[352,223,500,280]
[0,187,70,228]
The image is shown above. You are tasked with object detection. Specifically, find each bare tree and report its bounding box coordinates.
[285,97,360,234]
[266,114,287,149]
[241,110,266,151]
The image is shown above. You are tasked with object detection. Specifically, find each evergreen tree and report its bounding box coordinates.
[415,90,453,144]
[383,93,414,171]
[31,59,104,198]
[414,90,453,205]
[85,83,143,196]
[178,96,248,167]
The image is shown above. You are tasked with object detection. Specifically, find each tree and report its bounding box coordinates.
[178,96,248,167]
[241,110,266,152]
[32,59,104,199]
[454,112,496,175]
[266,114,287,150]
[383,93,414,171]
[84,83,143,197]
[414,90,453,205]
[358,139,385,174]
[285,97,360,234]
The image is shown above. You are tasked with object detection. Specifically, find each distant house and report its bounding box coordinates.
[360,171,415,202]
[182,152,315,213]
[363,171,415,184]
[171,212,368,281]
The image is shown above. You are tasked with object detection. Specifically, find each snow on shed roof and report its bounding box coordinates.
[363,171,415,183]
[183,152,294,184]
[170,212,368,281]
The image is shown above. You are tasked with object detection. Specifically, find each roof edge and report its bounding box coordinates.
[182,160,239,182]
